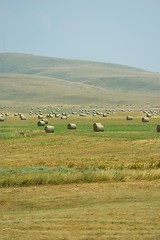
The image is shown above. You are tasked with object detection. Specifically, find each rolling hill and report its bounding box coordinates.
[0,52,160,107]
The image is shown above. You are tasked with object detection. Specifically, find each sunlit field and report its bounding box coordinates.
[1,181,160,240]
[0,109,160,185]
[0,108,160,239]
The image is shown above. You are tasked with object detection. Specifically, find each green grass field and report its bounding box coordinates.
[0,110,160,239]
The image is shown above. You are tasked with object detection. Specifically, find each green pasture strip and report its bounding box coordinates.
[0,166,77,174]
[0,114,160,142]
[0,127,43,139]
[0,166,160,187]
[1,120,160,140]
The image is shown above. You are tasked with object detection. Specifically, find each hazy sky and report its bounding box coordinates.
[0,0,160,72]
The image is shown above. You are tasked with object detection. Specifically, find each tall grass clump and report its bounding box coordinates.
[0,167,160,187]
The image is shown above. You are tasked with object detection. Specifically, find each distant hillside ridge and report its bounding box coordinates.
[0,52,145,74]
[0,52,160,106]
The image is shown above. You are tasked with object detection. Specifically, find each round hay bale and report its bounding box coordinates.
[62,112,68,116]
[67,123,76,130]
[55,114,60,118]
[42,119,48,124]
[38,115,43,119]
[45,125,54,133]
[103,113,107,117]
[79,113,86,117]
[46,114,54,118]
[0,117,5,121]
[20,116,26,120]
[61,116,67,119]
[142,117,149,122]
[126,116,133,120]
[156,125,160,132]
[37,120,45,126]
[146,113,151,117]
[29,111,33,115]
[93,122,104,132]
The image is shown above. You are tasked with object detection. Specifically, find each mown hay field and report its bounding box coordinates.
[0,181,160,240]
[0,110,160,239]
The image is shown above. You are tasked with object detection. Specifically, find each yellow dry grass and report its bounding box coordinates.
[0,181,160,240]
[0,136,160,169]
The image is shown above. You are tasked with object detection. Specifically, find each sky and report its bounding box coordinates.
[0,0,160,72]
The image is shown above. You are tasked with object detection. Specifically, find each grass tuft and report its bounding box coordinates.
[1,167,160,187]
